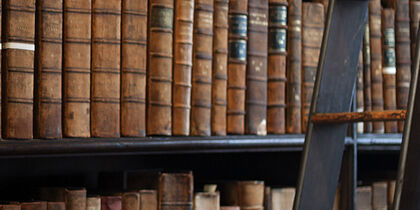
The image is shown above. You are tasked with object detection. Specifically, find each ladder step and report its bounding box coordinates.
[310,110,406,124]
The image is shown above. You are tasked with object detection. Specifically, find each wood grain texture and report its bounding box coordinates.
[311,110,406,123]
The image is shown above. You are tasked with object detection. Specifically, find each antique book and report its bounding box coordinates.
[87,196,101,210]
[410,1,420,57]
[122,192,139,210]
[237,181,264,210]
[63,0,91,137]
[20,202,46,210]
[382,9,398,133]
[369,0,384,133]
[35,0,62,139]
[191,0,214,136]
[271,188,295,210]
[220,208,239,210]
[363,22,373,133]
[0,205,20,210]
[245,0,268,135]
[356,186,372,210]
[46,202,65,210]
[194,192,220,210]
[286,0,302,133]
[173,0,194,136]
[372,182,387,210]
[101,196,122,210]
[159,172,194,210]
[227,0,248,134]
[356,51,364,134]
[91,0,121,137]
[301,2,324,133]
[147,0,174,135]
[139,190,158,210]
[3,0,36,139]
[387,181,396,208]
[219,182,238,205]
[264,187,271,210]
[212,0,228,135]
[313,0,327,16]
[65,188,87,210]
[267,0,287,134]
[121,0,147,137]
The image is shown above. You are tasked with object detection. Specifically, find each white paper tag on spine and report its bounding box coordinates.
[3,42,35,51]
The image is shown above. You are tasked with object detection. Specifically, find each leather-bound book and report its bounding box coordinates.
[267,0,287,134]
[382,9,398,133]
[271,188,295,210]
[372,182,387,210]
[264,187,271,210]
[286,0,302,133]
[363,22,373,133]
[159,172,194,210]
[0,205,20,210]
[301,2,324,133]
[191,0,214,136]
[2,0,36,139]
[121,0,147,137]
[46,202,65,210]
[173,0,194,136]
[122,192,139,210]
[21,202,46,210]
[65,188,86,210]
[194,192,220,210]
[356,186,372,210]
[35,0,62,139]
[139,190,157,210]
[369,0,384,133]
[356,51,364,134]
[220,207,239,210]
[211,0,228,135]
[101,196,122,210]
[410,1,420,58]
[147,0,174,135]
[387,181,396,208]
[87,196,101,210]
[91,0,121,137]
[227,0,248,134]
[245,0,268,135]
[313,0,327,16]
[39,187,66,202]
[237,181,264,210]
[63,0,91,137]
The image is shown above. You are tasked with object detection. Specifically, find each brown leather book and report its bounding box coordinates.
[39,187,66,202]
[271,188,295,210]
[46,202,65,210]
[387,181,396,208]
[372,182,388,210]
[122,192,139,210]
[264,187,271,210]
[356,186,372,210]
[0,205,20,210]
[87,196,101,210]
[2,0,36,139]
[382,9,398,133]
[356,51,364,134]
[63,0,91,138]
[173,0,194,136]
[194,192,220,210]
[267,0,287,134]
[301,2,324,133]
[369,0,385,133]
[147,0,174,135]
[159,172,194,210]
[91,0,121,137]
[21,202,46,210]
[220,207,239,210]
[121,0,147,137]
[245,0,268,135]
[65,188,86,210]
[286,0,302,133]
[101,196,122,210]
[410,1,420,58]
[363,22,373,133]
[227,0,248,134]
[313,0,327,16]
[191,0,214,136]
[35,0,62,139]
[139,190,157,210]
[212,0,228,136]
[237,181,264,210]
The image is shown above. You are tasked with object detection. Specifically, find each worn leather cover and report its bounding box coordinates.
[246,0,268,135]
[21,202,46,210]
[46,202,65,210]
[65,188,86,210]
[35,0,62,139]
[122,192,139,210]
[356,51,364,134]
[286,0,302,133]
[410,1,420,59]
[191,0,214,136]
[372,182,387,210]
[139,190,157,210]
[87,197,101,210]
[271,188,295,210]
[227,0,248,134]
[301,2,324,133]
[0,205,20,210]
[369,0,385,133]
[63,0,91,137]
[212,0,228,136]
[363,22,373,133]
[101,196,122,210]
[173,0,194,136]
[356,186,372,210]
[382,9,398,133]
[194,192,220,210]
[2,0,35,139]
[121,0,147,137]
[159,172,193,210]
[91,0,121,137]
[237,181,264,210]
[267,0,287,134]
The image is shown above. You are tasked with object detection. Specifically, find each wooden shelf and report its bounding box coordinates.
[357,133,402,151]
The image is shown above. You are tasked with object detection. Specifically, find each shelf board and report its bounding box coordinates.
[357,133,402,151]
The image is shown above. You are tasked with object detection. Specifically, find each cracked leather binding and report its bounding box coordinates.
[159,172,193,210]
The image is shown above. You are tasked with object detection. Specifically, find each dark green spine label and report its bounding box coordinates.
[229,14,247,37]
[268,28,286,52]
[269,5,287,26]
[150,6,173,29]
[229,40,247,61]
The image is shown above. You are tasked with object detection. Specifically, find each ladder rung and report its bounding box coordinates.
[310,110,407,124]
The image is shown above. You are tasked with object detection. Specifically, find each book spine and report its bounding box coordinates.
[173,0,194,135]
[356,51,364,134]
[246,0,268,135]
[159,173,193,210]
[264,187,271,210]
[301,2,324,133]
[46,202,65,210]
[211,0,228,136]
[87,197,101,210]
[101,196,122,210]
[286,0,302,133]
[0,205,20,210]
[63,0,91,137]
[356,187,372,210]
[270,188,295,210]
[147,0,174,135]
[193,192,220,210]
[139,190,157,210]
[21,202,47,210]
[237,181,264,210]
[122,192,140,210]
[227,0,248,134]
[372,182,388,210]
[363,22,373,133]
[382,8,398,133]
[191,0,214,136]
[91,0,121,137]
[65,188,86,210]
[267,0,287,134]
[35,0,63,139]
[410,1,420,59]
[220,207,239,210]
[369,0,384,133]
[2,0,36,139]
[121,0,147,137]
